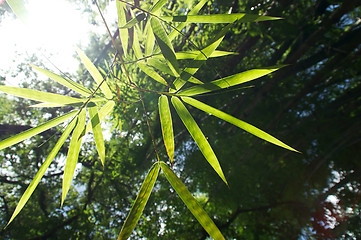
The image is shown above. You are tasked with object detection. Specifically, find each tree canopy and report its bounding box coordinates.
[0,0,361,239]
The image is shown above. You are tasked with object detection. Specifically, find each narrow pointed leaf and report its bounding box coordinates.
[137,62,169,86]
[84,100,115,135]
[171,24,233,92]
[116,1,129,56]
[151,17,180,77]
[171,97,227,185]
[6,0,29,24]
[88,106,106,165]
[149,0,167,14]
[75,47,113,99]
[0,110,77,150]
[132,26,143,59]
[118,163,160,240]
[160,162,225,240]
[0,86,87,104]
[153,50,237,60]
[182,97,299,152]
[178,67,279,96]
[6,118,77,227]
[159,95,174,163]
[61,109,86,206]
[145,20,155,56]
[31,65,91,97]
[161,13,281,23]
[119,13,146,29]
[168,0,207,41]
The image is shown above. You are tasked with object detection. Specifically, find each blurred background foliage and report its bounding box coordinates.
[0,0,361,239]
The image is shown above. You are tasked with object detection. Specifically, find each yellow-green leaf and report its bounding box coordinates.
[149,0,167,14]
[160,162,225,240]
[145,20,155,56]
[6,0,29,24]
[61,109,86,206]
[171,97,227,185]
[118,163,159,240]
[153,50,237,60]
[84,100,115,135]
[119,13,146,29]
[137,62,169,86]
[116,1,129,56]
[75,46,113,99]
[151,17,180,77]
[161,13,282,23]
[159,95,174,163]
[182,97,299,152]
[6,118,77,227]
[178,67,279,96]
[88,106,106,165]
[0,86,86,105]
[0,110,77,150]
[31,65,91,97]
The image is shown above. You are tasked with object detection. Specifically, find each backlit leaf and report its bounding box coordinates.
[119,13,146,29]
[88,106,106,165]
[6,0,29,24]
[160,162,225,240]
[159,95,174,163]
[118,163,159,240]
[161,13,282,23]
[75,46,113,99]
[137,62,169,86]
[177,67,280,96]
[171,97,227,185]
[182,97,299,152]
[0,110,77,150]
[84,100,115,135]
[152,50,237,60]
[6,117,77,227]
[61,109,86,206]
[116,1,129,56]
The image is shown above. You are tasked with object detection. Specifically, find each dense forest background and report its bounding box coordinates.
[1,0,361,239]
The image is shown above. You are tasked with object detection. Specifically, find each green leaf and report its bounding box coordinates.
[0,86,87,105]
[6,118,77,227]
[159,95,174,163]
[31,65,91,97]
[137,62,169,86]
[116,1,129,56]
[61,109,86,206]
[152,50,237,60]
[181,97,300,152]
[151,17,180,77]
[170,24,233,92]
[160,162,225,240]
[145,20,155,56]
[30,97,107,108]
[161,13,282,23]
[132,26,143,59]
[0,110,77,151]
[6,0,29,24]
[178,67,280,96]
[149,0,168,14]
[171,97,227,185]
[88,106,106,166]
[168,0,207,41]
[84,100,115,135]
[118,163,159,240]
[119,13,146,29]
[75,46,113,99]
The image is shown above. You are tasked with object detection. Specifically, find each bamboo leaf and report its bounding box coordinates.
[168,0,207,41]
[88,106,106,165]
[159,95,174,163]
[118,163,159,240]
[132,26,143,59]
[149,0,168,14]
[171,97,227,185]
[119,13,146,29]
[116,1,129,56]
[6,0,29,24]
[178,67,280,96]
[31,65,91,97]
[75,46,113,99]
[6,118,77,227]
[151,17,180,77]
[161,13,282,23]
[0,86,87,104]
[145,20,155,56]
[153,50,237,60]
[137,62,169,86]
[171,24,233,92]
[84,100,115,135]
[160,162,225,240]
[61,109,86,206]
[30,97,107,108]
[0,110,77,150]
[182,97,300,152]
